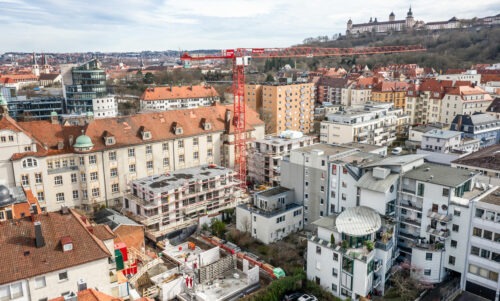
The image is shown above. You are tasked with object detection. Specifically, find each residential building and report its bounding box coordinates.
[486,98,500,120]
[247,131,315,186]
[450,113,500,148]
[0,209,113,301]
[236,186,303,244]
[437,70,481,86]
[49,288,121,301]
[280,144,383,228]
[317,77,347,104]
[440,85,493,124]
[341,78,377,107]
[417,129,480,165]
[140,85,220,111]
[92,96,118,119]
[94,208,146,252]
[306,207,396,299]
[406,123,449,150]
[451,144,500,186]
[64,59,108,114]
[7,97,64,121]
[371,81,410,110]
[405,79,469,125]
[0,185,42,221]
[245,82,315,134]
[122,164,243,241]
[39,73,62,87]
[1,104,264,212]
[465,188,500,301]
[320,102,409,146]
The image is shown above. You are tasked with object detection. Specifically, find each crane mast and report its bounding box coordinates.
[181,45,426,189]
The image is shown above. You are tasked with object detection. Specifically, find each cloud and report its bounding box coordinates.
[0,0,498,52]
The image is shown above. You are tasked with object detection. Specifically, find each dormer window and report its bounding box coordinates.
[22,158,38,169]
[201,118,212,130]
[172,122,183,135]
[106,137,115,146]
[61,236,73,252]
[142,131,151,140]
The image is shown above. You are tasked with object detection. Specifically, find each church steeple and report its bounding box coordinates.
[0,91,8,116]
[32,52,40,76]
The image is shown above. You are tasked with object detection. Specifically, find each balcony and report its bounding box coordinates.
[375,239,394,251]
[398,200,422,212]
[47,165,79,175]
[373,274,382,288]
[400,217,421,227]
[401,188,416,195]
[374,260,383,273]
[412,241,445,251]
[427,210,452,223]
[399,231,419,241]
[426,225,450,238]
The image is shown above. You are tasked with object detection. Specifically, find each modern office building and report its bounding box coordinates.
[64,59,108,114]
[6,97,64,121]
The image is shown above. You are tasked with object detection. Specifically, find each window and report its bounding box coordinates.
[163,158,169,167]
[90,172,98,181]
[37,191,44,202]
[21,175,29,186]
[35,276,46,289]
[110,168,117,178]
[22,158,38,168]
[146,145,152,154]
[54,161,61,169]
[426,253,432,261]
[483,230,493,240]
[129,164,136,172]
[471,246,480,256]
[207,149,213,157]
[207,135,212,143]
[332,268,338,277]
[35,173,42,184]
[82,190,88,200]
[54,176,63,185]
[9,283,23,299]
[193,152,199,160]
[450,240,457,248]
[47,161,53,169]
[72,190,79,200]
[193,138,199,146]
[58,271,68,281]
[442,188,449,197]
[81,173,86,182]
[475,208,484,218]
[178,140,184,148]
[162,143,168,151]
[128,148,135,157]
[449,256,455,265]
[333,253,339,261]
[453,209,460,217]
[56,193,65,203]
[480,249,491,259]
[473,227,482,237]
[71,173,77,183]
[424,269,431,276]
[147,161,153,170]
[79,157,85,166]
[112,183,119,193]
[332,283,337,292]
[92,188,100,198]
[179,155,185,163]
[88,155,96,165]
[452,224,459,232]
[417,183,425,196]
[108,151,116,161]
[316,246,321,254]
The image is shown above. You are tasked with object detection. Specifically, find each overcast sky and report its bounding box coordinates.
[0,0,498,52]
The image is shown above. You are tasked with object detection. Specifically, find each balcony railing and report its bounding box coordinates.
[398,200,422,212]
[427,210,452,223]
[426,225,450,238]
[400,217,421,227]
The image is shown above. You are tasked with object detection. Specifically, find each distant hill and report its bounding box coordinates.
[300,27,500,71]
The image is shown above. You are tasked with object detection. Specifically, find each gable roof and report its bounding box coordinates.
[452,144,500,170]
[50,288,121,301]
[141,85,219,101]
[0,209,110,285]
[486,98,500,113]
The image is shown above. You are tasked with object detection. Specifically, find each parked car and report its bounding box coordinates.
[297,294,318,301]
[391,147,402,155]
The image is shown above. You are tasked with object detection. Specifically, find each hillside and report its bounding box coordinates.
[300,27,500,71]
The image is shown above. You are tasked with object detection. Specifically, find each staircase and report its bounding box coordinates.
[129,257,163,286]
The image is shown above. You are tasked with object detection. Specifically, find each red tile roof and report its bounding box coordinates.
[49,289,121,301]
[10,104,263,160]
[373,81,410,92]
[92,224,116,241]
[12,188,42,219]
[0,209,110,285]
[141,85,219,101]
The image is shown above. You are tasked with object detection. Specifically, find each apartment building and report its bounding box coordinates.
[247,131,315,186]
[440,85,493,124]
[306,206,396,299]
[371,81,410,110]
[280,144,383,228]
[405,79,469,125]
[0,209,113,301]
[451,144,500,186]
[245,82,315,134]
[140,85,220,111]
[320,102,409,146]
[406,123,449,149]
[0,185,41,221]
[123,164,243,241]
[465,188,500,301]
[236,186,303,244]
[0,104,264,212]
[437,70,481,86]
[417,129,480,165]
[340,79,374,107]
[450,113,500,148]
[317,78,347,104]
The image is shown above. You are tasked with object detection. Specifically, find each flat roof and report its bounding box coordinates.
[255,134,314,146]
[132,164,233,194]
[294,143,351,156]
[336,206,382,237]
[364,154,426,168]
[357,172,399,193]
[404,163,475,188]
[341,142,386,152]
[423,129,462,139]
[312,215,337,232]
[479,187,500,206]
[258,186,290,197]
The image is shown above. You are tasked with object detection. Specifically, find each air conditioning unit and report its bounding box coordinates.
[77,278,87,291]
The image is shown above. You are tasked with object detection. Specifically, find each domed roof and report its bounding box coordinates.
[0,185,14,206]
[389,12,395,17]
[336,206,381,236]
[50,111,58,116]
[74,133,94,149]
[347,18,352,24]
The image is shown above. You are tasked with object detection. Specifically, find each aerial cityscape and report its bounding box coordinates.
[0,1,499,301]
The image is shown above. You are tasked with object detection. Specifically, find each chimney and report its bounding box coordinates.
[34,221,45,248]
[225,109,231,125]
[69,135,74,147]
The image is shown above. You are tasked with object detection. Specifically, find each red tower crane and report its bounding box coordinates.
[181,45,426,189]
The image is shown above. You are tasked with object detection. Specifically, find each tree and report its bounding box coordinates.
[143,72,155,84]
[265,73,274,82]
[210,219,226,237]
